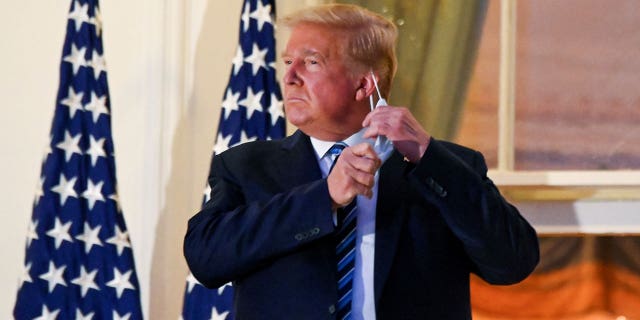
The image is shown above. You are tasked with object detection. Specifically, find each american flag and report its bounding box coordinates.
[13,1,143,319]
[180,0,285,319]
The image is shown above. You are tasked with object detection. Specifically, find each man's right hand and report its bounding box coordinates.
[327,142,381,210]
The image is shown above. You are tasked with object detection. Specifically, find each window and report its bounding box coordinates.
[456,0,640,203]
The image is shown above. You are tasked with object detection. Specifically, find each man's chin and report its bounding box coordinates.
[283,107,307,125]
[288,118,310,130]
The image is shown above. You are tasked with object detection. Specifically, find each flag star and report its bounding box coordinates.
[60,87,84,118]
[71,266,99,297]
[63,44,87,75]
[39,261,67,292]
[68,0,90,31]
[238,130,257,146]
[34,305,61,320]
[213,132,232,155]
[106,268,135,298]
[26,219,39,247]
[75,222,103,253]
[34,176,45,206]
[56,130,82,162]
[186,273,201,293]
[203,183,212,203]
[106,225,131,255]
[113,311,132,320]
[88,50,107,80]
[210,306,230,320]
[244,43,268,75]
[241,2,251,32]
[267,93,284,126]
[231,46,244,76]
[86,135,107,166]
[18,262,33,289]
[82,179,105,210]
[85,92,109,123]
[218,282,232,295]
[221,89,241,119]
[249,1,273,31]
[51,174,78,205]
[76,309,95,320]
[108,193,122,212]
[90,6,102,36]
[239,87,264,118]
[46,217,73,249]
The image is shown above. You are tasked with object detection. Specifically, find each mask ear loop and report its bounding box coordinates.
[370,70,388,107]
[369,95,375,111]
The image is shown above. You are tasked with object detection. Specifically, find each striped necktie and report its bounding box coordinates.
[336,200,357,320]
[327,143,357,320]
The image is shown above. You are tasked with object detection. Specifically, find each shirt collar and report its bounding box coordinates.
[309,127,370,161]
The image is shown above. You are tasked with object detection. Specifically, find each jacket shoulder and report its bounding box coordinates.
[434,139,483,163]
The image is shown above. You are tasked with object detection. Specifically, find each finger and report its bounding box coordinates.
[340,160,375,184]
[362,105,389,127]
[362,122,391,140]
[354,157,380,174]
[336,157,377,188]
[352,171,376,189]
[328,173,372,206]
[349,142,379,160]
[327,170,357,206]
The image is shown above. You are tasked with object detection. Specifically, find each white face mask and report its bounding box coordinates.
[368,70,394,163]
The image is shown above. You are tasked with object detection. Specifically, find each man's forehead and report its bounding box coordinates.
[282,24,345,54]
[281,48,323,57]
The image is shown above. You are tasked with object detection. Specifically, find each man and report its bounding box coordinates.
[184,4,539,319]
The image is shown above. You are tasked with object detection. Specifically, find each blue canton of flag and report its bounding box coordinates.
[180,0,285,319]
[13,1,143,319]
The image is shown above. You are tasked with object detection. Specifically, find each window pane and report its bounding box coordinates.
[455,0,500,169]
[515,0,640,170]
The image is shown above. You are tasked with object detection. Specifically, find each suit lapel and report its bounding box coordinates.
[374,151,410,304]
[273,130,323,189]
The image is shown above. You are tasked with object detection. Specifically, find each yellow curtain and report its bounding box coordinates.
[329,0,487,140]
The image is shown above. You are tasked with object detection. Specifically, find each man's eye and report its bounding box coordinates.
[284,60,292,65]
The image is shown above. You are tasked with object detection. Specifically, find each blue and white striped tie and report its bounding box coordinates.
[336,200,357,320]
[327,143,357,320]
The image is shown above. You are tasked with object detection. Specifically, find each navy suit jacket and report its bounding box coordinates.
[184,130,539,319]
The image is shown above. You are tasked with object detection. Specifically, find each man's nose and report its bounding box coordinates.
[283,62,302,86]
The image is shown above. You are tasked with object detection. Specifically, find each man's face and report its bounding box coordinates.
[282,24,368,141]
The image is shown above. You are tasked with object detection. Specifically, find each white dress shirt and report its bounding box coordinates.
[310,129,378,320]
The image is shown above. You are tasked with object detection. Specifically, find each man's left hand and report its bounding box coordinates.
[362,106,431,163]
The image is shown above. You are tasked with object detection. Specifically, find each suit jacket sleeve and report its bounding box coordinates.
[183,148,336,289]
[408,138,540,284]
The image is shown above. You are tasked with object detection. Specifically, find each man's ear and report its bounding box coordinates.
[354,73,377,102]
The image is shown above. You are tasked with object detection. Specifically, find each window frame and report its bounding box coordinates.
[488,0,640,201]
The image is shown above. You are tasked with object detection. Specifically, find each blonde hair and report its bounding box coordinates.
[280,4,398,98]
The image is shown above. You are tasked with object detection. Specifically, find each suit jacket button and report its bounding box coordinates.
[328,304,336,314]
